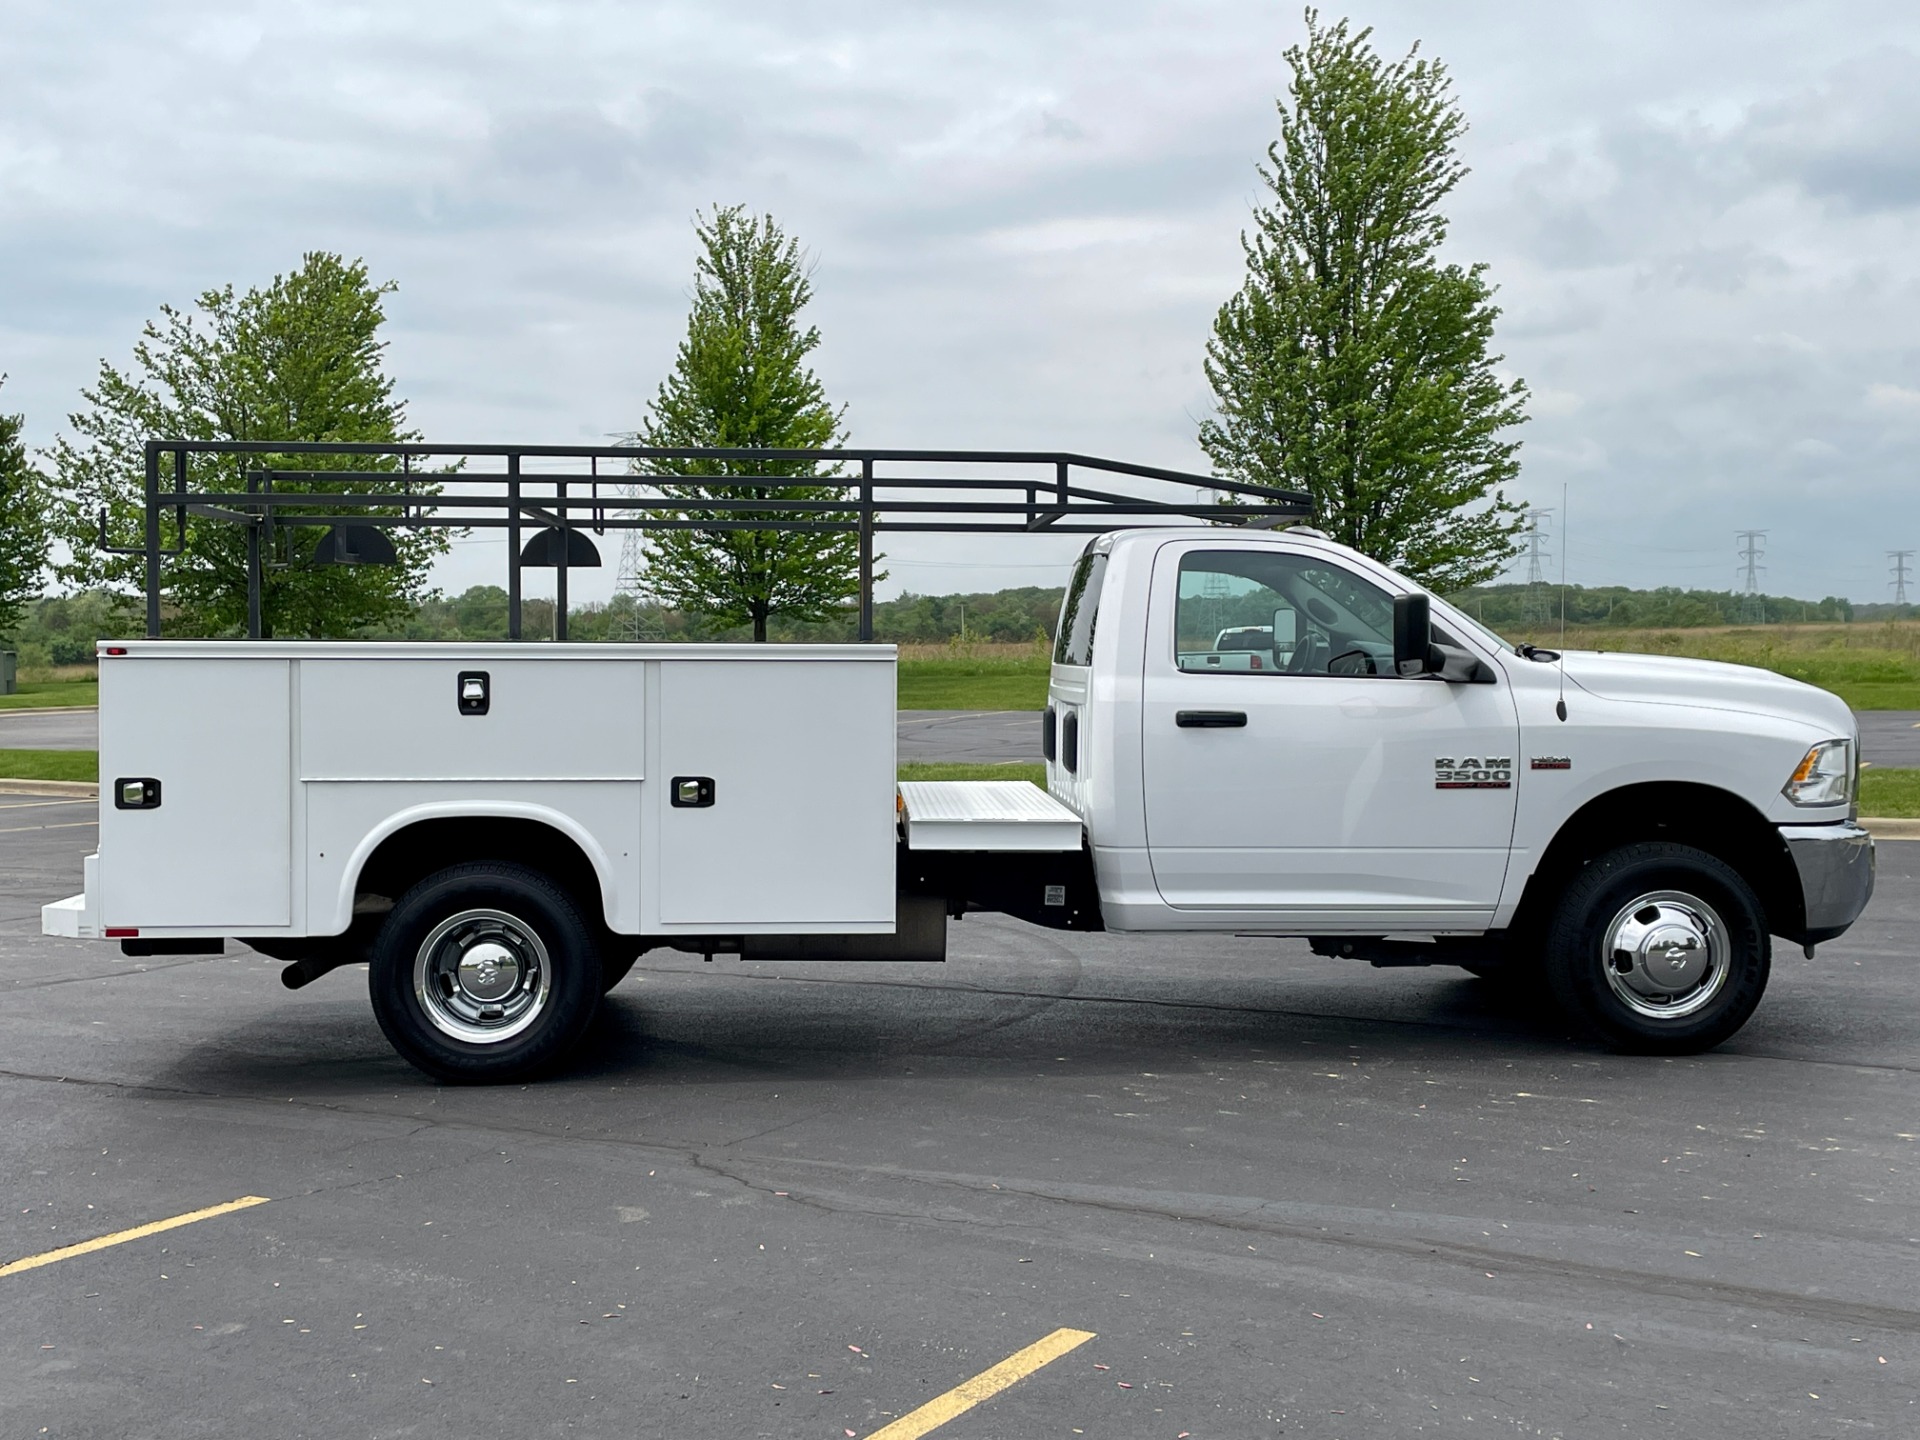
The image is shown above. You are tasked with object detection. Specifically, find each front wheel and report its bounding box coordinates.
[369,862,602,1082]
[1543,842,1769,1054]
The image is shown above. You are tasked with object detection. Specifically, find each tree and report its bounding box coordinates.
[0,379,51,641]
[634,206,864,642]
[1199,12,1528,592]
[48,253,443,636]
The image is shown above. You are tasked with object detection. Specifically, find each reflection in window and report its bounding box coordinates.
[1054,550,1109,666]
[1175,551,1398,677]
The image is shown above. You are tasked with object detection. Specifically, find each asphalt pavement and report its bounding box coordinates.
[897,710,1041,765]
[0,709,98,752]
[1855,710,1920,768]
[1,803,1916,1437]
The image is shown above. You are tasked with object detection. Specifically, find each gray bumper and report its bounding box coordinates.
[1780,821,1875,943]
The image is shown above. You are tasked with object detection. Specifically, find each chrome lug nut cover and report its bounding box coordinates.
[414,909,551,1044]
[1600,890,1730,1020]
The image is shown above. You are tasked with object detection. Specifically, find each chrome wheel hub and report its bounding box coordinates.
[1601,890,1729,1020]
[414,909,550,1044]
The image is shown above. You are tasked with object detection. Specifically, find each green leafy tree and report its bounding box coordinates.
[635,206,864,642]
[0,380,52,640]
[1200,11,1528,592]
[48,253,443,636]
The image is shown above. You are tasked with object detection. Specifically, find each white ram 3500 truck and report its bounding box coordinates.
[45,526,1874,1079]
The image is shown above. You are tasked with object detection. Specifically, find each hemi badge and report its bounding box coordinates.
[1531,756,1572,770]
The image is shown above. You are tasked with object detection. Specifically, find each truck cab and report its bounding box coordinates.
[1044,528,1874,1053]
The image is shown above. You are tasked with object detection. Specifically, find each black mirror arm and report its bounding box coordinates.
[1430,642,1496,684]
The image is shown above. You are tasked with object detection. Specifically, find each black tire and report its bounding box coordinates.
[1543,842,1769,1054]
[369,862,602,1083]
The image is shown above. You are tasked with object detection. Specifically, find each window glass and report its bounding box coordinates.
[1053,550,1109,666]
[1175,550,1398,676]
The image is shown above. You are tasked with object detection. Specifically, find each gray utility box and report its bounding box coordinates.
[0,651,15,695]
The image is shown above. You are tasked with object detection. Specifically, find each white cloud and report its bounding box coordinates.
[1867,382,1920,413]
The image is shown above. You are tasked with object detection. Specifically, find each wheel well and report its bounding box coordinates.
[1513,782,1802,940]
[354,818,605,924]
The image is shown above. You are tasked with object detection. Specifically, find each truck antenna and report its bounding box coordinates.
[1557,483,1569,721]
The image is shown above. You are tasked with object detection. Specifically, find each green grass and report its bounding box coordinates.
[1559,625,1920,709]
[0,681,99,711]
[899,762,1046,785]
[0,748,98,782]
[1860,767,1920,818]
[897,655,1049,711]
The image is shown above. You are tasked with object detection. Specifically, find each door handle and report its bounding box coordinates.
[1176,710,1247,728]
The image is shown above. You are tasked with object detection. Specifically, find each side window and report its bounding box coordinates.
[1054,551,1109,666]
[1174,550,1398,676]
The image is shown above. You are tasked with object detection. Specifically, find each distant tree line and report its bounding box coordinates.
[371,584,1064,647]
[14,576,1895,669]
[1447,583,1855,631]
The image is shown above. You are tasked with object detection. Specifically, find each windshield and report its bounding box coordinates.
[1430,596,1516,656]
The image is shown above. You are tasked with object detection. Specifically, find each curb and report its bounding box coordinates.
[0,779,98,797]
[1860,817,1920,840]
[0,706,99,718]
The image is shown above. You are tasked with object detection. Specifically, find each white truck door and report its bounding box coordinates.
[1141,544,1518,926]
[98,657,292,929]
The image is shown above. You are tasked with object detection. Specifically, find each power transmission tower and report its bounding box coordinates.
[1521,508,1553,625]
[1736,530,1767,624]
[1891,550,1914,608]
[614,479,648,640]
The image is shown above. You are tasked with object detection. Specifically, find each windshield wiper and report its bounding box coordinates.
[1515,643,1561,662]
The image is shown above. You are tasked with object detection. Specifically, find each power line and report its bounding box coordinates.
[614,478,647,639]
[1891,550,1914,607]
[1736,530,1767,623]
[1523,508,1552,585]
[1521,507,1553,625]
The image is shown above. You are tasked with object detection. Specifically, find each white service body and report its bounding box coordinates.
[51,643,899,942]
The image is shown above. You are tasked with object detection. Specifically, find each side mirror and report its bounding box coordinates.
[1270,607,1297,649]
[1393,593,1436,677]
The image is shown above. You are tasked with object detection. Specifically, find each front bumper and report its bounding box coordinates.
[1780,821,1875,944]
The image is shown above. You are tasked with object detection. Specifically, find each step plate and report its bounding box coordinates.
[898,780,1084,853]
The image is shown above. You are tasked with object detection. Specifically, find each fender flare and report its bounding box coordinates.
[327,800,622,934]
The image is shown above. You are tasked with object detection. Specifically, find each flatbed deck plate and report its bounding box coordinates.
[898,780,1083,852]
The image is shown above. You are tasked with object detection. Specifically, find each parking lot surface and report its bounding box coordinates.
[0,710,97,751]
[2,802,1916,1437]
[898,710,1042,765]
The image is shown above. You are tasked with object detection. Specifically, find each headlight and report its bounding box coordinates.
[1783,738,1853,807]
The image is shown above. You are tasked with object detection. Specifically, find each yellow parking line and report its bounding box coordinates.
[864,1327,1096,1440]
[0,1195,270,1278]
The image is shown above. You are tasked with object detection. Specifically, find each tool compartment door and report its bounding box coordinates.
[656,659,895,927]
[98,658,293,929]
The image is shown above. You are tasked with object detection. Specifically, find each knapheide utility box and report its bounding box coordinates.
[79,641,899,941]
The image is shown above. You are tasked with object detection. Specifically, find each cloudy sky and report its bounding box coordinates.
[5,1,1920,605]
